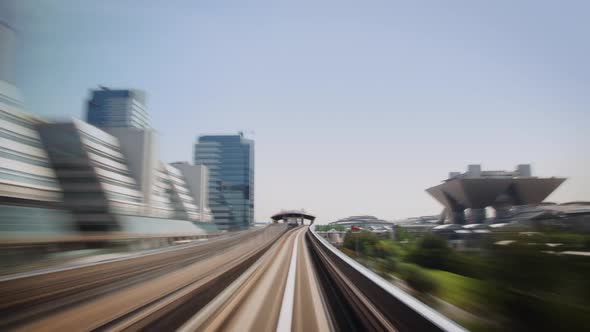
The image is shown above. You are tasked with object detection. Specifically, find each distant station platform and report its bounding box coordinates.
[271,210,316,226]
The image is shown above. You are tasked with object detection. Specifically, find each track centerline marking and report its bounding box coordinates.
[275,230,301,332]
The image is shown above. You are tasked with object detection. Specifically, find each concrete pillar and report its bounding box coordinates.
[494,207,511,221]
[467,164,481,178]
[468,208,486,223]
[450,210,466,224]
[517,164,532,177]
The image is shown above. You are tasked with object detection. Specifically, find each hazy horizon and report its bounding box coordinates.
[4,0,589,223]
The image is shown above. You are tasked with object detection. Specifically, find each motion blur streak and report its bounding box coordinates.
[292,228,333,332]
[181,227,332,332]
[0,225,286,331]
[0,224,468,332]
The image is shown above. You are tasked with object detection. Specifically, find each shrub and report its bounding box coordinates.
[407,234,451,269]
[384,256,398,273]
[375,257,398,276]
[446,252,490,279]
[343,231,379,256]
[315,224,346,232]
[395,225,413,241]
[374,240,400,258]
[485,240,590,331]
[401,265,438,294]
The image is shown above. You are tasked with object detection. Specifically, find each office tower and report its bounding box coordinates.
[37,120,144,231]
[171,162,213,222]
[86,87,149,129]
[194,133,254,230]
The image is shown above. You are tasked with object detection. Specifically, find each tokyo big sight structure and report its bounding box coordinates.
[427,164,565,224]
[194,134,254,230]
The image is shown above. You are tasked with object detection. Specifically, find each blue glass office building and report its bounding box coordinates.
[86,88,149,129]
[194,134,254,230]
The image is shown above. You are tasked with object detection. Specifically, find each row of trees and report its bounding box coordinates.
[314,224,346,232]
[341,230,590,331]
[342,231,439,294]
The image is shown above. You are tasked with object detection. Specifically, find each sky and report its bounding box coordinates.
[3,0,590,223]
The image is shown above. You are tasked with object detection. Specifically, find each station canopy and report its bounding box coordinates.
[271,210,316,222]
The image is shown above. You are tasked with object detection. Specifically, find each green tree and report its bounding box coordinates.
[374,240,401,258]
[486,240,590,331]
[394,225,413,241]
[343,231,379,256]
[407,234,451,269]
[401,264,438,294]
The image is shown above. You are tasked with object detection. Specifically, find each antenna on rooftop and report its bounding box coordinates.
[238,130,255,137]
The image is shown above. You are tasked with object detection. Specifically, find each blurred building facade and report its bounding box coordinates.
[34,120,214,231]
[0,87,63,206]
[394,215,440,235]
[0,21,63,207]
[37,120,144,231]
[329,215,393,230]
[160,163,200,221]
[0,22,79,235]
[170,162,213,222]
[194,134,254,230]
[0,23,211,235]
[86,88,150,130]
[106,128,174,218]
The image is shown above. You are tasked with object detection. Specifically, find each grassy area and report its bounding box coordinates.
[391,262,494,330]
[424,268,488,313]
[343,231,590,331]
[395,262,486,313]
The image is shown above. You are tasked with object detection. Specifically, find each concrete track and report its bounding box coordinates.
[0,225,286,331]
[0,225,460,332]
[179,226,331,332]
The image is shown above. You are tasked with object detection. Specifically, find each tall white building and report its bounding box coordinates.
[0,22,78,236]
[106,128,174,218]
[0,85,63,205]
[37,120,144,231]
[160,163,200,221]
[171,162,212,222]
[0,23,62,206]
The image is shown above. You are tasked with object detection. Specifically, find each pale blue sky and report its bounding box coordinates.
[4,0,590,223]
